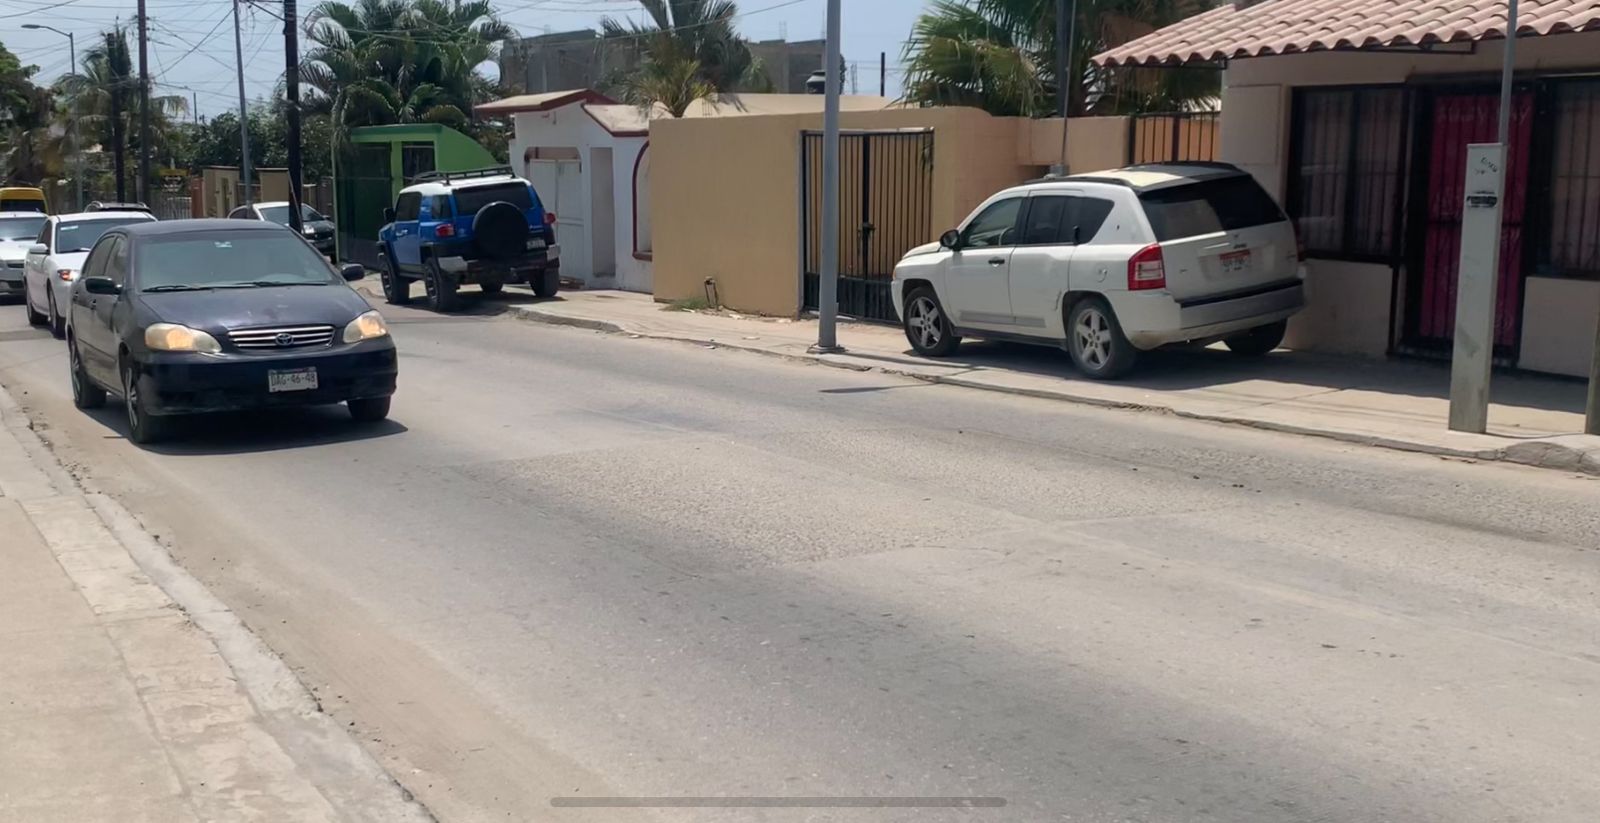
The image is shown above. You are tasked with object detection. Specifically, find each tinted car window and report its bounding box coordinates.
[453,183,533,214]
[1139,175,1286,242]
[55,218,151,253]
[395,193,423,222]
[1020,197,1069,246]
[81,237,113,278]
[0,215,47,241]
[1065,198,1115,244]
[961,199,1022,248]
[430,196,454,219]
[138,232,339,291]
[258,204,327,225]
[105,237,130,286]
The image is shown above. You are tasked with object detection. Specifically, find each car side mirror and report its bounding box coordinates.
[383,207,396,223]
[939,229,961,250]
[340,264,365,282]
[83,277,120,296]
[28,243,47,255]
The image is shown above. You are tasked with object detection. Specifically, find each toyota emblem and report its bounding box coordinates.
[274,332,295,347]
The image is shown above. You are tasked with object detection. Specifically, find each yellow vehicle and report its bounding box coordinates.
[0,187,48,213]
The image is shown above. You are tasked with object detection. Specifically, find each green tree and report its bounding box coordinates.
[600,0,771,116]
[302,0,512,147]
[59,27,186,198]
[902,0,1218,117]
[0,40,60,184]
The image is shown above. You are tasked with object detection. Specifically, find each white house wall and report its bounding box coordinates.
[1222,32,1600,374]
[508,107,654,294]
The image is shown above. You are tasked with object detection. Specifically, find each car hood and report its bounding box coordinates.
[140,284,370,331]
[901,240,943,258]
[0,239,31,261]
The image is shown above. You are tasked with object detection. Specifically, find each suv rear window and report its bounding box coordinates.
[1139,175,1285,241]
[453,182,533,215]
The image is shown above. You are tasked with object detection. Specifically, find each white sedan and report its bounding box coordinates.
[22,210,155,337]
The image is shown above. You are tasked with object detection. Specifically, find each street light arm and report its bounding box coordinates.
[21,23,70,37]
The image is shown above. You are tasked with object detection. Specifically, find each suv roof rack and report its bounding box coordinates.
[411,166,516,184]
[85,200,151,212]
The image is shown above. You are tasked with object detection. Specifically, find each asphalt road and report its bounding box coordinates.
[2,289,1598,823]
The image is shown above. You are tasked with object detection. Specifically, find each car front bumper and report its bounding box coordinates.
[134,339,398,415]
[0,266,22,293]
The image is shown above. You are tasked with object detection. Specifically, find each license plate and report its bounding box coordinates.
[1220,250,1251,273]
[268,367,318,393]
[526,238,546,250]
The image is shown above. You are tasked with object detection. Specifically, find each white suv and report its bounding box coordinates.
[891,163,1305,379]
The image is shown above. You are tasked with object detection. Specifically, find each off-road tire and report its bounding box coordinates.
[423,258,461,313]
[1224,320,1288,357]
[471,201,529,260]
[379,252,411,305]
[532,269,559,299]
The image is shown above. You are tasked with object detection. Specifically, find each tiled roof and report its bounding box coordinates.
[1094,0,1600,66]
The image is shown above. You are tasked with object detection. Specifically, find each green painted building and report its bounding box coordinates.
[334,124,500,267]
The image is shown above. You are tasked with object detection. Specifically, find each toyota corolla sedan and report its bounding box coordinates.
[66,219,398,444]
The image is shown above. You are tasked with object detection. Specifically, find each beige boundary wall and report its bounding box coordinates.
[651,109,1130,317]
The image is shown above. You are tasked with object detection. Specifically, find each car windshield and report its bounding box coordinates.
[257,204,327,226]
[453,182,534,214]
[0,215,46,241]
[138,231,340,291]
[1138,175,1286,242]
[56,218,150,252]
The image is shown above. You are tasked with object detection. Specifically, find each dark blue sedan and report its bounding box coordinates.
[66,219,399,444]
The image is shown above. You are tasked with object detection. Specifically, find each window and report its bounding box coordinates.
[1545,80,1600,279]
[0,215,46,241]
[54,219,149,253]
[1021,197,1070,245]
[81,238,111,279]
[1289,87,1407,258]
[453,183,533,215]
[401,143,436,181]
[1066,198,1115,244]
[430,196,454,219]
[394,193,422,222]
[104,238,129,286]
[960,198,1022,248]
[37,220,50,249]
[229,207,252,219]
[1140,176,1286,241]
[138,233,337,291]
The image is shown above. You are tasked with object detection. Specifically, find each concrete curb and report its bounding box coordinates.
[0,379,437,823]
[499,303,1600,477]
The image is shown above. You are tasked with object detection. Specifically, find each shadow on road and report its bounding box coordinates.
[80,403,407,456]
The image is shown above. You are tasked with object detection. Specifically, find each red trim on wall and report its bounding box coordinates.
[631,141,651,259]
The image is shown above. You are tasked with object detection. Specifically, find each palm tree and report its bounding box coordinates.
[0,41,62,185]
[303,0,513,145]
[600,0,770,115]
[902,0,1218,117]
[58,27,185,199]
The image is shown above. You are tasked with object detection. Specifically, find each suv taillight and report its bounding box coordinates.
[544,212,557,226]
[1128,244,1166,291]
[435,223,455,238]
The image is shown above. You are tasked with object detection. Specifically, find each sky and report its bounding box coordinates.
[0,0,931,121]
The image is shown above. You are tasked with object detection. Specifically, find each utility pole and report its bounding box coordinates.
[1447,0,1519,433]
[137,0,151,203]
[22,25,78,210]
[284,0,304,233]
[1053,0,1078,175]
[233,0,253,206]
[810,0,843,354]
[879,52,886,97]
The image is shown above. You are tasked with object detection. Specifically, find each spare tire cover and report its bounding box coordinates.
[472,201,530,260]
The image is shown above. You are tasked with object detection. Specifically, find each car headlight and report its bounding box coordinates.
[55,269,77,281]
[145,323,221,353]
[342,310,389,343]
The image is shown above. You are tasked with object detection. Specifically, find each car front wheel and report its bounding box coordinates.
[380,253,411,305]
[69,339,106,409]
[1224,320,1288,356]
[1066,297,1138,380]
[902,287,960,357]
[348,396,391,423]
[122,364,169,445]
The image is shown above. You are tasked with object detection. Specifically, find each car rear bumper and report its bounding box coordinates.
[1108,281,1305,350]
[135,340,398,415]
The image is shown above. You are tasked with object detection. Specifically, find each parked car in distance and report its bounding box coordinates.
[892,162,1305,379]
[23,209,159,337]
[228,201,337,260]
[377,166,559,312]
[0,211,49,302]
[66,220,397,445]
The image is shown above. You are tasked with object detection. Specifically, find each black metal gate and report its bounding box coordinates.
[802,130,934,322]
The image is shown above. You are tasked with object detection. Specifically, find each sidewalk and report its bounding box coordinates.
[491,288,1600,475]
[0,387,429,821]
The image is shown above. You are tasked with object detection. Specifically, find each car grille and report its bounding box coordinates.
[4,260,21,269]
[227,324,336,350]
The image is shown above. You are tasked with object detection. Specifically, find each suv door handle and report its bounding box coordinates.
[987,257,1006,266]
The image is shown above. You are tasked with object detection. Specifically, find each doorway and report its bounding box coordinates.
[1405,90,1534,358]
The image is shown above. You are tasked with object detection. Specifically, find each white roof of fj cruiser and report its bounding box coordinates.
[400,173,523,196]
